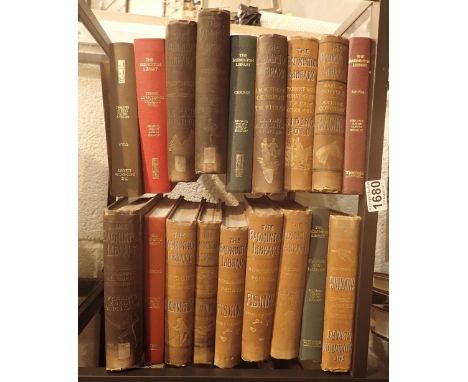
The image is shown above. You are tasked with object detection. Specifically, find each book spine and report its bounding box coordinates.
[103,213,144,370]
[226,35,257,192]
[166,21,197,182]
[143,214,166,364]
[311,36,349,193]
[195,9,231,174]
[214,225,248,368]
[284,37,319,191]
[342,37,372,194]
[134,39,171,194]
[299,208,330,362]
[193,220,221,364]
[165,220,197,366]
[321,215,361,372]
[251,34,288,194]
[270,208,312,359]
[108,43,143,197]
[241,211,283,361]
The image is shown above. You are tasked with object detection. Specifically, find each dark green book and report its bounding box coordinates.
[299,207,330,362]
[226,35,257,192]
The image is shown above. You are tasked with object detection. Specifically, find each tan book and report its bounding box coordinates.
[241,196,284,362]
[165,199,203,366]
[270,201,312,359]
[214,205,248,368]
[193,202,222,364]
[321,214,361,372]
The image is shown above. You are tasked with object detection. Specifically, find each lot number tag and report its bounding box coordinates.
[365,179,387,212]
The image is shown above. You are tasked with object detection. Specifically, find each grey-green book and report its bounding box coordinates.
[226,35,257,192]
[299,207,330,361]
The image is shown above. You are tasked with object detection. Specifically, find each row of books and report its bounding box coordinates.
[104,8,372,198]
[103,194,361,372]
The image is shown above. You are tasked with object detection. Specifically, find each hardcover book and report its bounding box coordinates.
[214,204,248,368]
[165,199,203,366]
[226,35,257,192]
[311,35,349,193]
[195,9,231,174]
[342,37,372,194]
[321,214,361,372]
[134,38,171,193]
[284,37,319,191]
[299,207,331,362]
[251,34,288,194]
[193,202,222,364]
[270,201,312,359]
[103,195,161,371]
[241,196,284,361]
[166,20,197,182]
[108,42,143,197]
[143,196,181,364]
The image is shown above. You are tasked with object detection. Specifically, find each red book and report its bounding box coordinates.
[342,37,372,194]
[134,39,172,193]
[144,196,181,364]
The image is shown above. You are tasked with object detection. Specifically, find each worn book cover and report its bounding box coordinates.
[166,20,197,182]
[103,195,161,371]
[214,204,248,368]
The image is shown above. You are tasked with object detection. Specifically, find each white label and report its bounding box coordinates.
[117,59,126,84]
[365,179,387,212]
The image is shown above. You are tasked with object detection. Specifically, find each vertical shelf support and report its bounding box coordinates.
[78,0,112,57]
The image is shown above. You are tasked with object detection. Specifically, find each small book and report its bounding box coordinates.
[270,200,312,359]
[370,304,389,340]
[143,196,181,365]
[241,196,284,362]
[103,195,161,371]
[108,42,143,197]
[214,204,248,368]
[134,38,172,194]
[165,199,203,366]
[193,201,222,364]
[321,214,361,372]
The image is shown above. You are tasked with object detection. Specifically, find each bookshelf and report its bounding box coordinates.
[78,0,388,380]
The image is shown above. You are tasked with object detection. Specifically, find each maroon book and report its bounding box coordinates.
[134,39,172,194]
[342,37,372,194]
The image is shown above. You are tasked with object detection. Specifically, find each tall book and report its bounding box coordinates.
[321,215,361,372]
[241,196,284,361]
[251,34,288,194]
[226,35,257,192]
[342,37,372,194]
[143,196,181,364]
[195,9,231,174]
[108,43,143,197]
[299,207,331,362]
[214,205,248,368]
[193,202,222,364]
[103,195,161,371]
[284,37,319,191]
[166,20,197,182]
[165,199,203,366]
[311,35,349,193]
[134,39,171,194]
[270,201,312,359]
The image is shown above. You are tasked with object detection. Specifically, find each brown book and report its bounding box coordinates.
[251,34,288,194]
[165,199,203,366]
[214,205,248,368]
[193,202,222,364]
[166,20,197,182]
[241,196,284,361]
[342,37,372,194]
[311,35,349,193]
[108,43,143,197]
[321,214,361,372]
[284,37,319,191]
[103,195,161,371]
[270,201,312,359]
[195,9,231,174]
